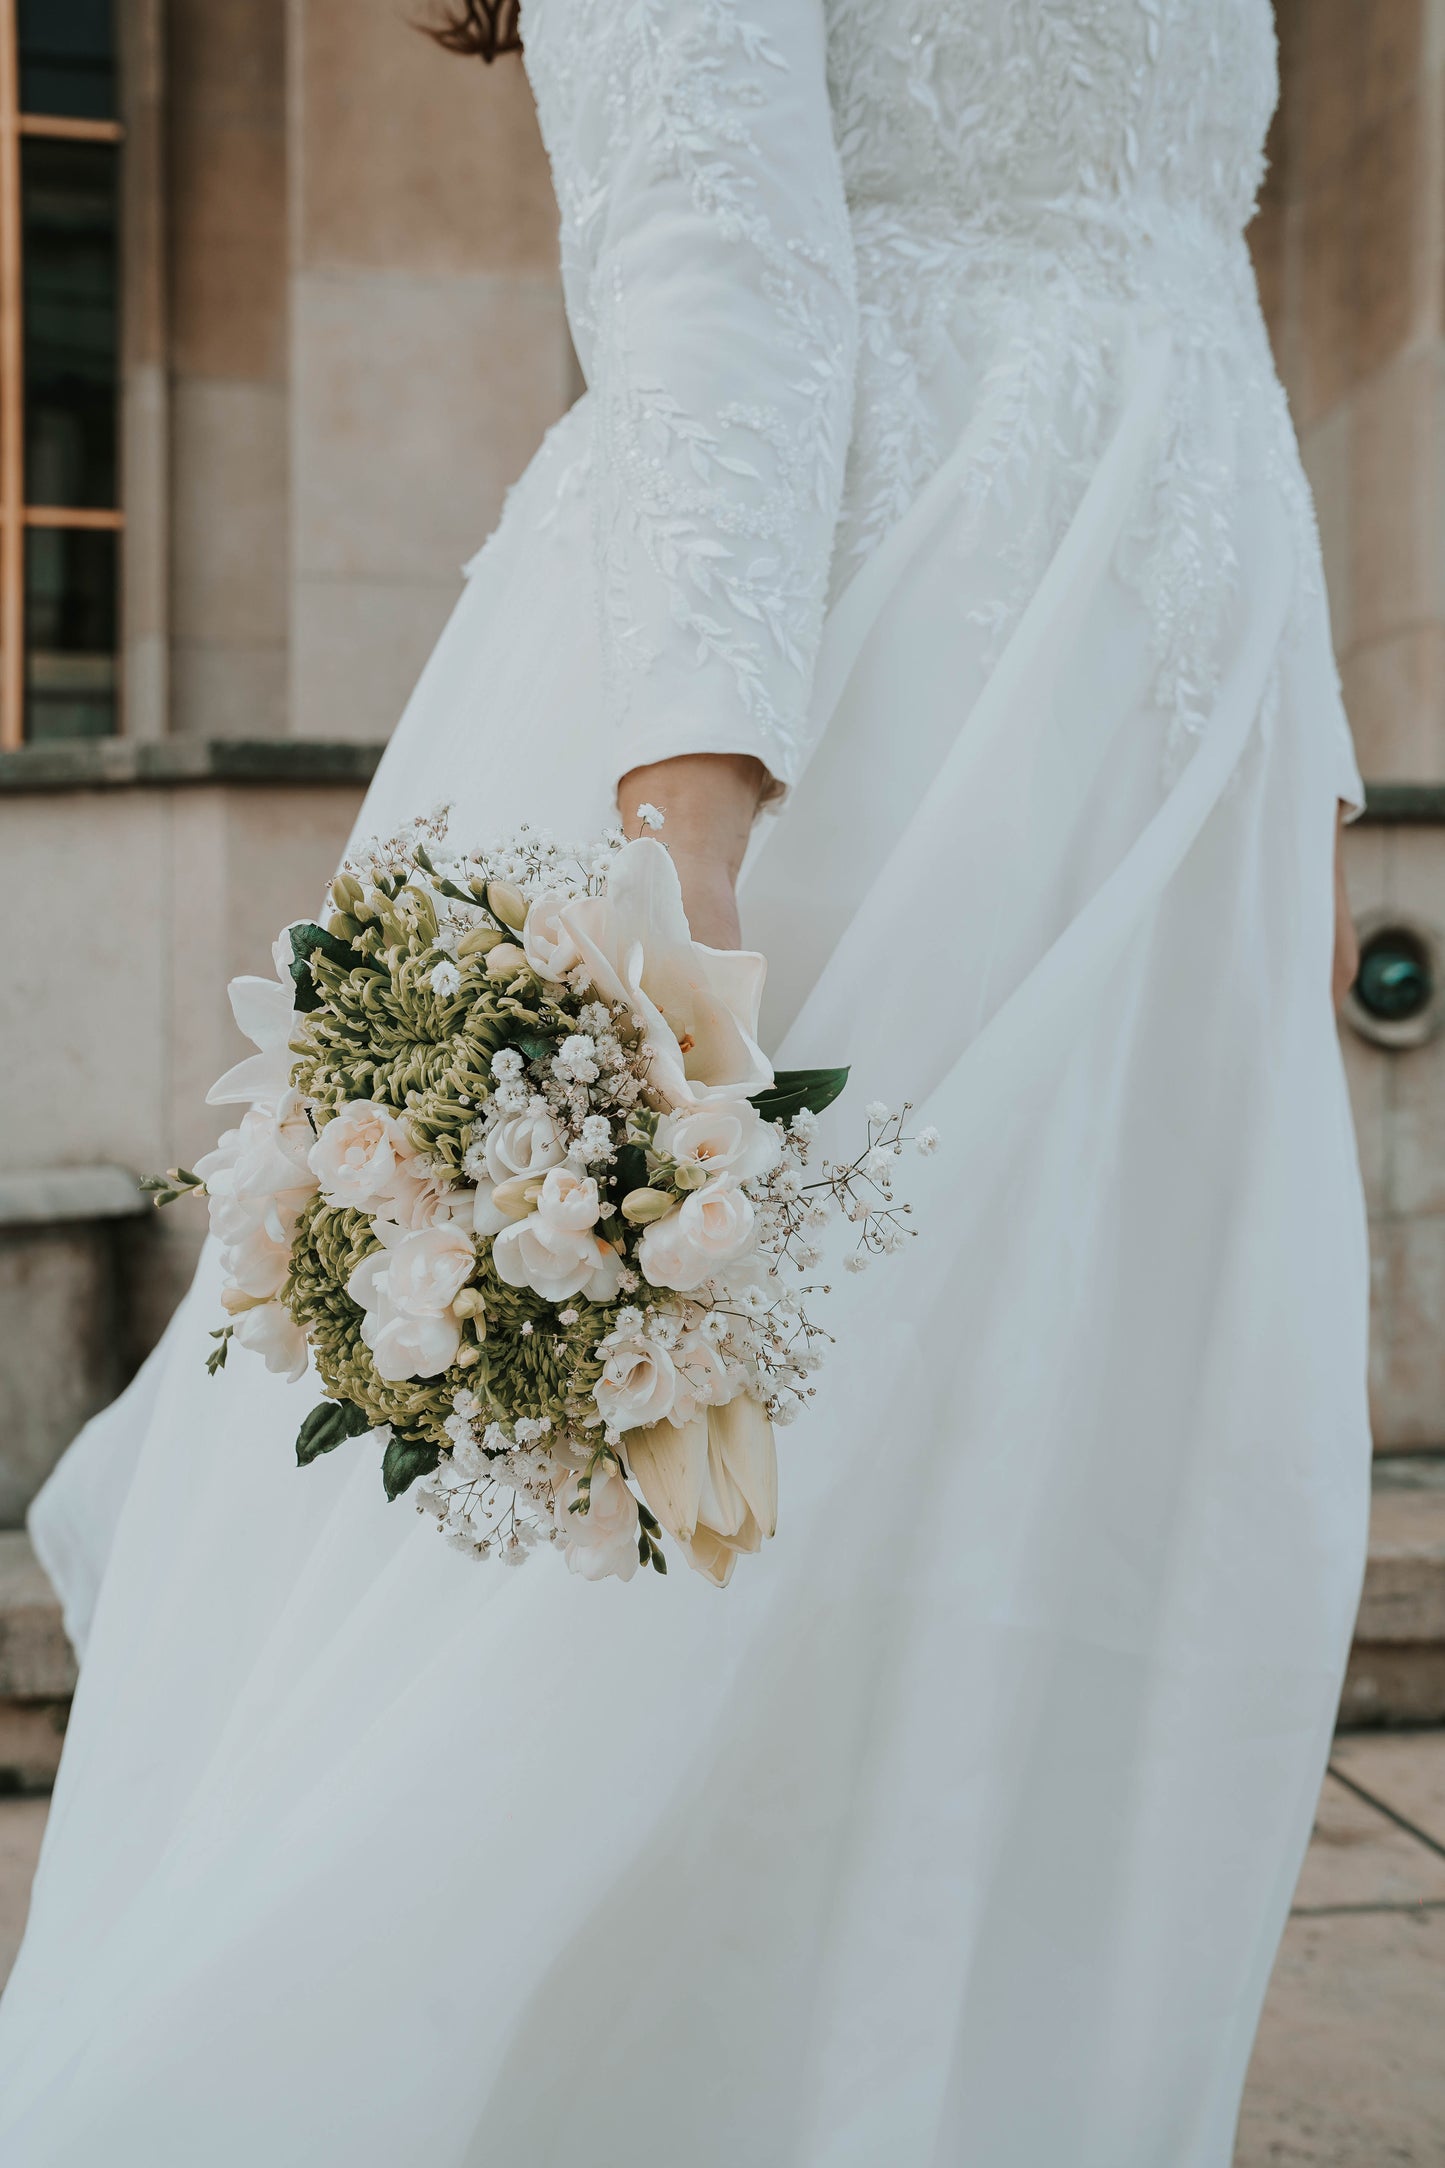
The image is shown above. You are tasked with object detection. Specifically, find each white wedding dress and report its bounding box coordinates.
[0,3,1370,2162]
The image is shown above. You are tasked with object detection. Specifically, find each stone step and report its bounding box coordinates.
[0,1458,1442,1785]
[0,1530,77,1792]
[1340,1456,1445,1729]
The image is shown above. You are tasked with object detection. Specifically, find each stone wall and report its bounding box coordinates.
[1259,0,1445,1450]
[3,4,1445,1516]
[0,9,569,1518]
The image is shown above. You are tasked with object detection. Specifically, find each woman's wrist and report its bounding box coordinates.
[618,753,768,883]
[617,753,767,948]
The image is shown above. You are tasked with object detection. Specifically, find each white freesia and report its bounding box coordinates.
[670,1327,731,1419]
[521,889,583,981]
[534,1165,601,1233]
[205,931,300,1108]
[309,1100,418,1210]
[197,1091,318,1252]
[636,1176,757,1292]
[552,1461,640,1583]
[232,1299,308,1382]
[492,1212,625,1306]
[345,1232,465,1383]
[654,1099,780,1184]
[559,839,772,1109]
[382,1224,476,1318]
[594,1335,679,1432]
[625,1395,777,1587]
[224,1222,292,1301]
[370,1311,463,1383]
[483,1103,566,1185]
[471,1179,510,1239]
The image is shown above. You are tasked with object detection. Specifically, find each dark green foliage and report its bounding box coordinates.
[750,1066,850,1125]
[295,1396,374,1465]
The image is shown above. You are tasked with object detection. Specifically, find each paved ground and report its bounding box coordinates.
[0,1737,1441,2154]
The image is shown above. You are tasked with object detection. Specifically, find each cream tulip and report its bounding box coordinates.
[558,838,772,1109]
[624,1394,777,1587]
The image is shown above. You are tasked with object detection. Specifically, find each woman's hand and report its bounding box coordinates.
[1333,803,1359,1011]
[618,753,769,949]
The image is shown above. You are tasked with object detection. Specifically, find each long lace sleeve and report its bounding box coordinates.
[523,0,858,800]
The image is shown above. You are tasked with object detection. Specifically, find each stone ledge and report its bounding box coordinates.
[0,1534,77,1702]
[1357,783,1445,825]
[0,1465,1440,1774]
[0,1165,147,1229]
[0,746,1438,817]
[0,737,384,794]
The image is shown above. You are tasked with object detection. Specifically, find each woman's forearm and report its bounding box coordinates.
[618,753,769,948]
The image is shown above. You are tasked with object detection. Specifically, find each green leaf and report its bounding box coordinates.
[288,921,357,1013]
[511,1030,557,1064]
[613,1141,648,1199]
[749,1066,850,1125]
[296,1397,373,1466]
[382,1433,441,1502]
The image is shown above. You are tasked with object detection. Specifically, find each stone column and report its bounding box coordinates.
[1261,0,1445,1449]
[167,0,291,738]
[286,5,572,742]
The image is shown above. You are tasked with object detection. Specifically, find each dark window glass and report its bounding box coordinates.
[18,0,116,123]
[21,137,119,509]
[24,527,118,740]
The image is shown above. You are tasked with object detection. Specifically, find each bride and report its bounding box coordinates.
[0,2,1370,2162]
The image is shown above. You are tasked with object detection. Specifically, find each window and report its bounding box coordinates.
[0,0,121,747]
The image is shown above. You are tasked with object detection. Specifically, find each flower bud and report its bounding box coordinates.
[451,1286,486,1319]
[456,1343,481,1368]
[672,1160,709,1191]
[484,942,527,980]
[327,912,361,941]
[456,924,506,959]
[491,1171,546,1219]
[621,1187,678,1225]
[331,872,363,913]
[486,880,529,932]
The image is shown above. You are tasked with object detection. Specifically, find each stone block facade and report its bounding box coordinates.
[1,1,1444,1519]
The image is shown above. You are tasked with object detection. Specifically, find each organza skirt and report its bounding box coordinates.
[1,301,1369,2167]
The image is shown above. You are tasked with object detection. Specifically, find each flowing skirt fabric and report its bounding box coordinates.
[0,307,1370,2167]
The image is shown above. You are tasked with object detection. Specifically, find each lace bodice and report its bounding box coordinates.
[521,0,1300,797]
[827,0,1274,234]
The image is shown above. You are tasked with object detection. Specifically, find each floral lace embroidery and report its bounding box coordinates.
[523,0,857,783]
[524,0,1351,792]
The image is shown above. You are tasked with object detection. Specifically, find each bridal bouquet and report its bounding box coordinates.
[149,811,934,1586]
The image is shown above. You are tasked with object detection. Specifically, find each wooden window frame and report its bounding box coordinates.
[0,0,124,749]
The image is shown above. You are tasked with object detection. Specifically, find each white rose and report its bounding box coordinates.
[232,1299,308,1383]
[553,1462,640,1583]
[382,1225,476,1317]
[534,1165,601,1233]
[521,889,583,981]
[491,1214,600,1304]
[558,839,773,1109]
[309,1100,417,1209]
[654,1100,780,1184]
[594,1336,679,1432]
[636,1177,756,1292]
[483,1104,566,1185]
